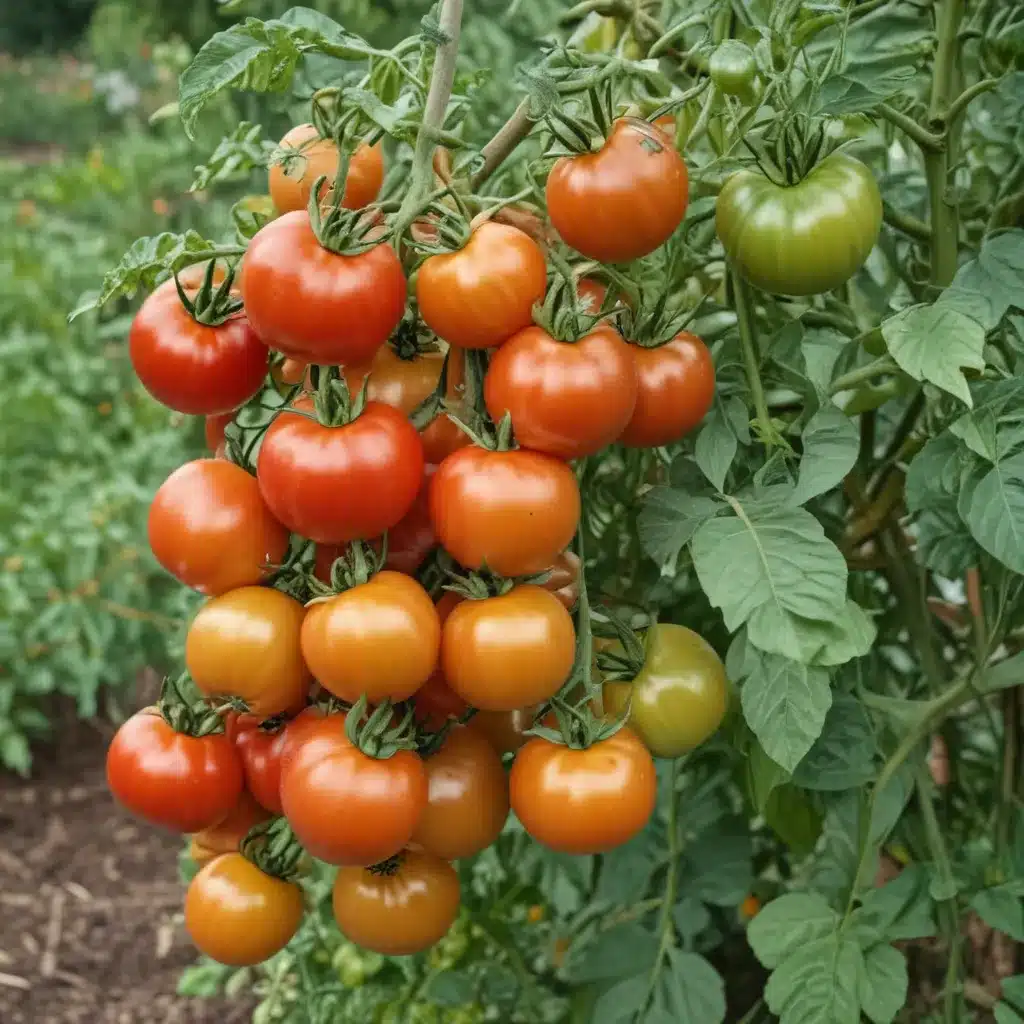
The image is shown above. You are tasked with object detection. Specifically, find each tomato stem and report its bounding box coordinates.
[730,267,776,449]
[471,98,535,190]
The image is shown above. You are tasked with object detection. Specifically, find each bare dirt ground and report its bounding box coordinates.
[0,711,252,1024]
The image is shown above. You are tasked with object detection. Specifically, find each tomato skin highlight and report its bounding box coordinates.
[332,849,461,956]
[240,211,406,364]
[715,152,882,296]
[510,728,657,854]
[442,585,576,712]
[618,333,715,447]
[186,587,311,718]
[603,624,729,758]
[411,726,509,860]
[280,715,427,866]
[106,709,243,833]
[301,570,441,704]
[430,446,580,576]
[129,290,269,415]
[484,325,637,459]
[185,853,304,966]
[416,221,547,350]
[148,459,289,597]
[546,118,688,263]
[269,124,383,214]
[257,399,424,545]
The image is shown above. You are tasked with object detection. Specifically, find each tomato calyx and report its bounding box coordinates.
[307,175,384,255]
[616,284,703,348]
[593,609,650,681]
[532,696,626,751]
[156,672,227,738]
[440,558,515,601]
[344,694,420,758]
[416,704,478,759]
[309,539,386,597]
[240,816,306,881]
[172,259,242,327]
[301,364,370,428]
[366,851,405,877]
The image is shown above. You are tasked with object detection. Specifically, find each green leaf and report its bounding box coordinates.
[673,896,712,941]
[917,503,980,576]
[970,883,1024,942]
[592,976,650,1024]
[943,229,1024,332]
[648,950,726,1024]
[963,453,1024,574]
[638,489,722,566]
[739,649,833,774]
[788,404,860,506]
[793,696,877,791]
[806,601,878,668]
[858,943,908,1024]
[563,923,660,983]
[190,121,272,192]
[427,971,476,1005]
[764,935,863,1024]
[881,304,986,406]
[984,651,1024,695]
[744,733,791,813]
[854,865,937,943]
[694,403,739,491]
[995,975,1024,1024]
[814,55,918,115]
[766,783,825,855]
[691,500,848,654]
[594,825,660,905]
[747,893,840,969]
[905,433,966,512]
[0,730,31,775]
[679,827,753,907]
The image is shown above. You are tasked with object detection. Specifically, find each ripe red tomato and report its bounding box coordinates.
[414,669,469,728]
[272,357,310,388]
[240,211,406,364]
[301,570,441,704]
[619,333,715,447]
[129,287,268,415]
[257,397,424,544]
[269,123,383,214]
[231,715,291,815]
[186,587,311,718]
[429,446,580,576]
[412,726,509,860]
[280,714,427,865]
[442,586,575,711]
[189,788,272,864]
[546,118,689,263]
[510,728,656,853]
[106,708,243,832]
[416,221,547,350]
[484,324,638,459]
[332,849,460,955]
[204,411,234,452]
[185,853,304,966]
[148,459,289,596]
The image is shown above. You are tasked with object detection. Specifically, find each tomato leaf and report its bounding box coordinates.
[765,784,825,856]
[737,648,832,774]
[814,54,918,115]
[962,453,1024,574]
[793,695,877,791]
[747,892,840,968]
[853,866,937,944]
[764,934,864,1024]
[694,401,742,491]
[672,896,712,942]
[970,883,1024,942]
[563,923,660,983]
[788,404,860,506]
[943,229,1024,332]
[190,121,273,192]
[994,976,1024,1024]
[591,975,650,1024]
[637,488,722,567]
[648,950,725,1024]
[859,943,908,1024]
[678,824,753,907]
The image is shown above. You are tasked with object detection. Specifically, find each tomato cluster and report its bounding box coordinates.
[107,115,730,969]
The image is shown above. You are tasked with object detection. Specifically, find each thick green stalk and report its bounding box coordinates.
[731,268,774,446]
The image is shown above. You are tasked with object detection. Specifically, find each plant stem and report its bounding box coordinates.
[731,268,774,446]
[945,76,999,124]
[829,356,899,396]
[391,0,465,243]
[876,103,944,152]
[996,685,1021,863]
[882,201,933,242]
[471,98,534,190]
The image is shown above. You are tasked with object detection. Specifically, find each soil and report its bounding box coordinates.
[0,703,253,1024]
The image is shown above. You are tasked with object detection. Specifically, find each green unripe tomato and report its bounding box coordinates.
[709,40,758,100]
[716,152,883,296]
[603,624,728,758]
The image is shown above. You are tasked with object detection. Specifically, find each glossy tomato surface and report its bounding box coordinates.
[441,586,575,711]
[257,399,424,544]
[204,411,234,453]
[240,211,406,364]
[301,570,441,704]
[280,715,427,866]
[106,709,243,833]
[619,332,715,447]
[185,853,303,966]
[470,707,536,754]
[412,725,509,860]
[429,446,580,576]
[546,118,688,263]
[484,324,638,459]
[129,288,268,415]
[148,459,289,596]
[186,587,311,718]
[510,728,656,854]
[189,789,271,864]
[332,849,460,955]
[603,624,729,758]
[715,152,882,296]
[416,221,547,350]
[269,123,383,214]
[231,715,291,814]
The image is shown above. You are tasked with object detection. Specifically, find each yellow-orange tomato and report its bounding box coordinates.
[332,849,460,955]
[442,586,575,712]
[268,123,383,214]
[185,853,303,966]
[301,571,441,704]
[186,587,311,718]
[510,728,656,854]
[411,726,509,860]
[470,707,536,754]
